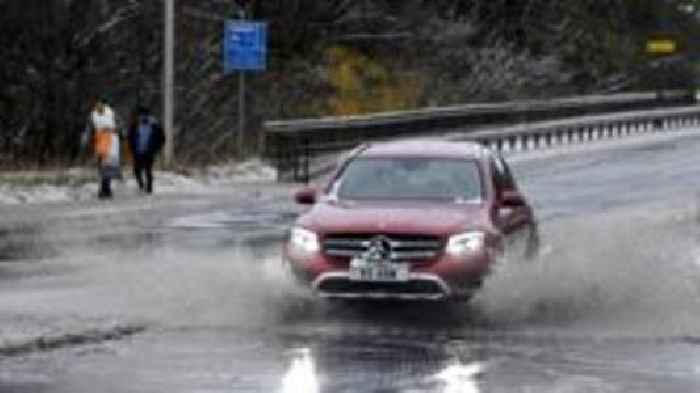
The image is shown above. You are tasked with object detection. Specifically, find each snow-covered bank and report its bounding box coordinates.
[0,159,277,205]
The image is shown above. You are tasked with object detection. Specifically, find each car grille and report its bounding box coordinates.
[317,278,443,295]
[322,234,443,261]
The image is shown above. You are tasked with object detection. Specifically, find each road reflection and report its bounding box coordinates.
[433,361,483,393]
[276,337,484,393]
[280,348,320,393]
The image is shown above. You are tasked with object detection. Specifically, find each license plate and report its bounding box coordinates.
[349,259,409,282]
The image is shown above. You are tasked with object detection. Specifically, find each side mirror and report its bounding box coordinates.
[500,190,525,207]
[294,186,317,205]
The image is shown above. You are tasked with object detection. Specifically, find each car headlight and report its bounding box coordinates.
[289,227,320,254]
[446,231,485,257]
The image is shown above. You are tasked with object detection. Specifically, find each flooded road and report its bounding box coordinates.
[2,131,700,392]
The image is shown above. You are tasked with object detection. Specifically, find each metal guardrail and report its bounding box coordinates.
[264,91,695,182]
[448,105,700,150]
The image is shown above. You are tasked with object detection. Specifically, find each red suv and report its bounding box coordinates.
[284,140,538,301]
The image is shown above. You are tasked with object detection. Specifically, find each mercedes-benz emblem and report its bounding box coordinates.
[364,235,393,262]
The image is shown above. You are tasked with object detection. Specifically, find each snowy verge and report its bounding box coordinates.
[0,159,277,205]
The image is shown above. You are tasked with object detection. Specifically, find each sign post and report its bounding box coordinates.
[224,21,267,157]
[645,34,681,101]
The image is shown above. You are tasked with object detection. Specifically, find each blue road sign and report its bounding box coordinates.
[224,21,267,72]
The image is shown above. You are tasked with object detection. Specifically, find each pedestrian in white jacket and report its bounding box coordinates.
[82,97,122,199]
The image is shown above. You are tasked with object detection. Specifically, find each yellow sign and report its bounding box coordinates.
[646,39,677,54]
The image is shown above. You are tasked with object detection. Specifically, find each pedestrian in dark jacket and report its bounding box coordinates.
[127,106,165,194]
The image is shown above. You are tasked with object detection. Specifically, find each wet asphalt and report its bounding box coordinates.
[2,131,700,392]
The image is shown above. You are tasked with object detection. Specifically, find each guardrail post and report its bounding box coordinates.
[292,136,300,181]
[498,138,506,152]
[304,138,311,184]
[274,135,283,182]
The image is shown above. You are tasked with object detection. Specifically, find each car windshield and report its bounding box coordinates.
[335,157,482,201]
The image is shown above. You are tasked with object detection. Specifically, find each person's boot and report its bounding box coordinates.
[98,179,113,199]
[146,172,153,194]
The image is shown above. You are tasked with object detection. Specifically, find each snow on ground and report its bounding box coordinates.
[1,128,698,205]
[0,159,277,205]
[198,158,277,184]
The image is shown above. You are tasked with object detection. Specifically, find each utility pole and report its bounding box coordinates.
[237,7,247,159]
[164,0,175,166]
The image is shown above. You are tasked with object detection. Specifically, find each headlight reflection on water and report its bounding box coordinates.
[277,348,483,393]
[433,362,484,393]
[280,348,319,393]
